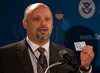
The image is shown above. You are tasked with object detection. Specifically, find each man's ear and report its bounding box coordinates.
[22,19,27,29]
[52,19,53,29]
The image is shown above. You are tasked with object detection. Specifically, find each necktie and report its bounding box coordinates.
[37,47,48,73]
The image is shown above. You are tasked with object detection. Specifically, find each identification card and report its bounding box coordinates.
[74,41,86,51]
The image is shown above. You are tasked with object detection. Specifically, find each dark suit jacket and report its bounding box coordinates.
[0,39,81,73]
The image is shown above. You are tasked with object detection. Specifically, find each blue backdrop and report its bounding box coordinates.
[0,0,100,72]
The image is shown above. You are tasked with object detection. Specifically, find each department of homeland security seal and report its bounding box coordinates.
[79,0,95,18]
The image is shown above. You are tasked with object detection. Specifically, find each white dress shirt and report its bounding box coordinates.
[26,36,50,73]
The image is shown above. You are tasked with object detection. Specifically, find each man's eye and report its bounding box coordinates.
[45,18,50,21]
[33,18,40,21]
[35,18,39,21]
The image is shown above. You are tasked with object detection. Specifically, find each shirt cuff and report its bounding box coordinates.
[79,65,92,73]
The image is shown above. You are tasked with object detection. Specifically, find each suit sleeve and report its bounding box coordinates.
[0,49,3,73]
[0,58,3,73]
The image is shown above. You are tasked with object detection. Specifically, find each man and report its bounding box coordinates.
[0,3,95,73]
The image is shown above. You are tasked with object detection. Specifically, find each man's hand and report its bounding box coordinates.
[81,45,95,70]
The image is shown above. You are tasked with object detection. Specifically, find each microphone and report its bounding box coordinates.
[45,50,78,73]
[59,50,78,70]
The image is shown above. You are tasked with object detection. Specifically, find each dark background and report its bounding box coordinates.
[0,0,100,72]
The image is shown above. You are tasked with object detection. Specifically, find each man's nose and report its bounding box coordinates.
[40,19,46,26]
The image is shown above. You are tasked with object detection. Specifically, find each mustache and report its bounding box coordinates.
[37,27,48,31]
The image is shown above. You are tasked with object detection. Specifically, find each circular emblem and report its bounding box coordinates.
[79,0,95,18]
[55,9,64,20]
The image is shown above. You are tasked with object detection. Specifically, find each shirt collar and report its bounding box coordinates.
[26,36,50,52]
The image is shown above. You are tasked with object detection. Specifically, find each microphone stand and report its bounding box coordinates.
[45,60,65,73]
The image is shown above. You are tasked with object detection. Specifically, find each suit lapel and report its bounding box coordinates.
[17,39,34,73]
[49,42,61,73]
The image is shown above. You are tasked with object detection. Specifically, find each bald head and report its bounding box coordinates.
[22,3,53,46]
[24,3,52,20]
